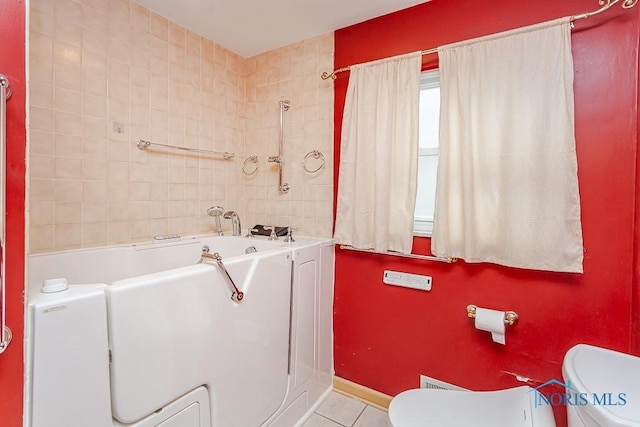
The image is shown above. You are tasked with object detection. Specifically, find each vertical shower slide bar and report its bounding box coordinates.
[268,100,290,193]
[0,74,12,355]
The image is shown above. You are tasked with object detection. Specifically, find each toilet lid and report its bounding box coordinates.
[388,386,544,427]
[563,344,640,426]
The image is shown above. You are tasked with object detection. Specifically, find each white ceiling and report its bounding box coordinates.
[134,0,428,57]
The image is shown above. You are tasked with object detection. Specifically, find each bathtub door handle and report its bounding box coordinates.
[200,252,244,302]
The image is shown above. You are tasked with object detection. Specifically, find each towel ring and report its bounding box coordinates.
[303,150,325,173]
[242,155,259,176]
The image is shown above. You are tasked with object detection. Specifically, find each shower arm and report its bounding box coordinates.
[268,100,290,193]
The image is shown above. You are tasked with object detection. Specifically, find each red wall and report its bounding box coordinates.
[333,1,639,425]
[0,0,26,425]
[635,0,640,356]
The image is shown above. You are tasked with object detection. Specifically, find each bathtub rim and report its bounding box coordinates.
[27,232,333,258]
[26,233,333,299]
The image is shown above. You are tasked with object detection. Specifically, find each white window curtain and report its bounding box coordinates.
[432,18,584,273]
[334,52,422,254]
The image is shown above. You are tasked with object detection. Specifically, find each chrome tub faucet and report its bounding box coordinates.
[223,211,242,236]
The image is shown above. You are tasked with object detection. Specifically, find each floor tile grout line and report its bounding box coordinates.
[348,405,368,427]
[314,412,349,426]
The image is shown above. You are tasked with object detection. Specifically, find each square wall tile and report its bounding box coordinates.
[28,0,334,253]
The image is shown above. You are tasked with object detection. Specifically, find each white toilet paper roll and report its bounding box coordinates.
[474,307,506,345]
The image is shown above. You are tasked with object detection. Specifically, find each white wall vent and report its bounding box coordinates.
[419,375,468,391]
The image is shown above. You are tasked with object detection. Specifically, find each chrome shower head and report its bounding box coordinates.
[207,206,224,217]
[207,206,225,235]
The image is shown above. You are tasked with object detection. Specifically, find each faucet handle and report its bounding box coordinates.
[246,228,259,238]
[284,227,296,243]
[264,226,278,241]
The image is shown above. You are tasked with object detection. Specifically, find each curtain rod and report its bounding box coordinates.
[321,0,638,80]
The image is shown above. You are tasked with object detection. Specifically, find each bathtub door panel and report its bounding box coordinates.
[215,251,292,426]
[107,250,292,427]
[107,265,220,424]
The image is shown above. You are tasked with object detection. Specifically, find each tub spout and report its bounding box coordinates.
[223,211,242,236]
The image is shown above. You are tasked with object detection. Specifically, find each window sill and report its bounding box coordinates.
[413,220,433,237]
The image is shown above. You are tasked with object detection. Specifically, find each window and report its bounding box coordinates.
[414,69,440,236]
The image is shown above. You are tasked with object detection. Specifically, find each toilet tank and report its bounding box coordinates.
[562,344,640,427]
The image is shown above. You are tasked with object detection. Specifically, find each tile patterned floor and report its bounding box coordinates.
[303,391,392,427]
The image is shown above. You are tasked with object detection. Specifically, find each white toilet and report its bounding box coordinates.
[388,344,640,427]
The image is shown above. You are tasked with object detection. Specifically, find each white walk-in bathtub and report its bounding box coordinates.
[26,235,334,427]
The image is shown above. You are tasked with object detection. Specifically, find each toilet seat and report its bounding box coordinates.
[388,386,555,427]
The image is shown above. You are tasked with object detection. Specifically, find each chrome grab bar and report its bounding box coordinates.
[0,74,12,354]
[267,100,290,193]
[199,252,244,302]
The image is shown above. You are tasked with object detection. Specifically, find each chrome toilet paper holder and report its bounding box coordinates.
[466,305,519,326]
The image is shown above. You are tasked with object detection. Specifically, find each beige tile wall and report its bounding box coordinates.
[28,0,334,253]
[244,34,334,237]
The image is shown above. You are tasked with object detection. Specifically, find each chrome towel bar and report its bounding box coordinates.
[137,139,235,159]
